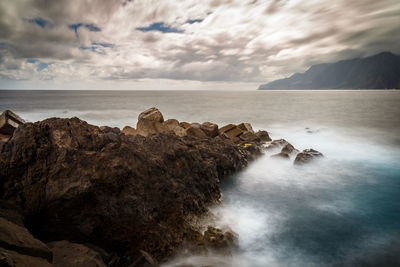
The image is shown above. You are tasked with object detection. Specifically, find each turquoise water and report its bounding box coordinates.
[1,90,399,266]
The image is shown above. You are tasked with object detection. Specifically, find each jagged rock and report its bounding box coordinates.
[202,226,238,255]
[99,126,120,134]
[185,126,207,138]
[224,127,243,139]
[122,126,139,136]
[48,240,106,267]
[265,139,288,150]
[237,123,254,134]
[281,143,299,155]
[271,152,290,159]
[0,117,254,262]
[256,130,272,142]
[200,122,218,138]
[138,108,164,123]
[218,124,236,135]
[239,132,260,142]
[0,110,25,136]
[294,149,324,165]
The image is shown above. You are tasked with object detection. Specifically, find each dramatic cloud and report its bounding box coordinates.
[0,0,399,89]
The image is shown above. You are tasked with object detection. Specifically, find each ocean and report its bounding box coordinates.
[1,90,400,266]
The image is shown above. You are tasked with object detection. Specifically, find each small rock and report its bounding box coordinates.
[224,127,243,139]
[179,122,191,129]
[237,123,254,134]
[185,126,207,138]
[256,130,271,142]
[294,149,323,165]
[239,132,260,142]
[281,143,299,154]
[265,139,288,150]
[200,122,218,138]
[122,126,138,136]
[218,124,236,135]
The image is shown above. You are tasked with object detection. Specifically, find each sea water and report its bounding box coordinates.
[1,90,399,266]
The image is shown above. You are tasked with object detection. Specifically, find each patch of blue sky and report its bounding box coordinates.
[136,22,183,33]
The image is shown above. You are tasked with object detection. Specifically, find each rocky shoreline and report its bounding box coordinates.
[0,108,322,266]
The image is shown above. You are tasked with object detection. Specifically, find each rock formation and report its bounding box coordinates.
[0,110,265,265]
[0,108,322,266]
[294,149,324,165]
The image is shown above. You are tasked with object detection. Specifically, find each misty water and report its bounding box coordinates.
[1,90,400,266]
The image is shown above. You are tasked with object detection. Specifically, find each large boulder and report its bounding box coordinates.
[0,117,253,262]
[294,149,323,165]
[137,108,164,123]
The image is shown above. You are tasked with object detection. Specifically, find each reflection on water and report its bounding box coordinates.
[1,90,399,266]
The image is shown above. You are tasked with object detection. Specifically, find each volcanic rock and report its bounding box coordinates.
[122,126,139,136]
[138,107,164,123]
[256,130,272,142]
[0,110,25,136]
[294,149,324,165]
[237,123,254,134]
[200,122,218,138]
[0,117,255,263]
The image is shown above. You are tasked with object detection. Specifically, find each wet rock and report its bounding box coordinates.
[202,226,238,255]
[237,123,254,134]
[281,143,299,155]
[0,110,25,136]
[100,126,120,134]
[122,126,139,136]
[294,149,324,165]
[239,132,261,142]
[138,107,164,123]
[0,117,253,262]
[224,127,243,139]
[255,130,271,142]
[265,139,288,150]
[200,122,218,138]
[271,152,290,159]
[48,240,106,267]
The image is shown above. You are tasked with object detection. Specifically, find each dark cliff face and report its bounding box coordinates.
[259,52,400,89]
[0,117,255,261]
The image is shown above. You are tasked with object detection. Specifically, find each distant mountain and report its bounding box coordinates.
[259,52,400,89]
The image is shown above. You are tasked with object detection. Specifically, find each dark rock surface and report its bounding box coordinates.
[0,116,261,264]
[294,149,324,165]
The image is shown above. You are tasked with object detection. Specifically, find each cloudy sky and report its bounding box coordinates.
[0,0,399,90]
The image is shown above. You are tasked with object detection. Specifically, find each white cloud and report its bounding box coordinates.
[0,0,399,89]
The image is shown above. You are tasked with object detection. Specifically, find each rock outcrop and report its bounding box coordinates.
[294,149,324,165]
[0,114,262,264]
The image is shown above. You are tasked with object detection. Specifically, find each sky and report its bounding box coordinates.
[0,0,399,90]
